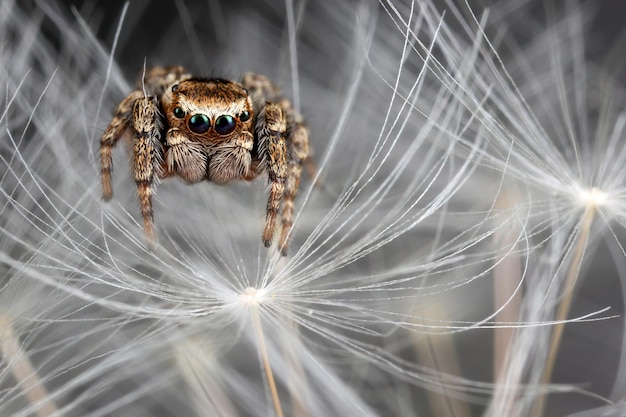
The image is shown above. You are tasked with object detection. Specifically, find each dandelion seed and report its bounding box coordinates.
[239,287,268,307]
[576,186,608,209]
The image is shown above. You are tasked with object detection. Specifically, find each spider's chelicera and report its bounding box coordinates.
[100,66,311,255]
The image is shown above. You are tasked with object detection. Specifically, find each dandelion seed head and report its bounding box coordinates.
[576,186,608,210]
[238,287,268,307]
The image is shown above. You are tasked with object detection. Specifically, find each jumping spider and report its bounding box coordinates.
[100,66,310,255]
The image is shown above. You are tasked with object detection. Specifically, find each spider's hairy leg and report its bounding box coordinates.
[258,103,287,251]
[242,72,314,254]
[241,72,282,105]
[100,91,144,200]
[139,65,192,96]
[279,122,309,255]
[131,96,163,247]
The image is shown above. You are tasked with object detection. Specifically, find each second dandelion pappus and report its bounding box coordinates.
[99,66,311,255]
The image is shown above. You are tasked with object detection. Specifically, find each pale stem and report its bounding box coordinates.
[0,317,61,417]
[267,255,308,416]
[251,308,284,417]
[285,319,309,417]
[413,304,470,417]
[531,206,595,417]
[492,194,523,417]
[176,339,238,417]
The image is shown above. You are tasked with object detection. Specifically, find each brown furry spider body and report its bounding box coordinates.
[100,66,310,255]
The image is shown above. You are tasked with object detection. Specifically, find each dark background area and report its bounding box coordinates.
[41,0,626,72]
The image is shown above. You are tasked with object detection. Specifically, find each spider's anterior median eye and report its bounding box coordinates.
[239,110,250,122]
[173,107,185,118]
[214,115,236,135]
[189,114,211,134]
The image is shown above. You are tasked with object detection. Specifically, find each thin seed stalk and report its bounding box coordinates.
[251,308,284,417]
[413,304,470,417]
[176,339,238,416]
[492,192,523,417]
[0,316,61,417]
[285,319,309,417]
[531,206,595,417]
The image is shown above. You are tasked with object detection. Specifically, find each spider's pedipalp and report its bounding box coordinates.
[165,128,208,183]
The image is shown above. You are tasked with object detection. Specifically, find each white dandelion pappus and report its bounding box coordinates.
[1,0,624,416]
[429,1,626,415]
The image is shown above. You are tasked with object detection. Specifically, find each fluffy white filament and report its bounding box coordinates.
[0,1,625,416]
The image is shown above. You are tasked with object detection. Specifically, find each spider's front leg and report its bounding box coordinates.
[244,72,311,255]
[131,96,163,246]
[258,103,288,250]
[279,122,309,254]
[100,91,144,200]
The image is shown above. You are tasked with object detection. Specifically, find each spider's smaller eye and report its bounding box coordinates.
[214,115,236,135]
[239,110,250,122]
[173,107,185,118]
[171,84,179,92]
[189,114,211,134]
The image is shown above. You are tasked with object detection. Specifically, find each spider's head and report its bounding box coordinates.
[163,78,253,141]
[163,78,254,183]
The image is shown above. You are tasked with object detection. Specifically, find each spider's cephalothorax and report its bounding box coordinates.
[100,66,310,255]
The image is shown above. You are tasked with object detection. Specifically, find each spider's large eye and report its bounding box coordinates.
[188,114,211,134]
[173,107,185,118]
[239,110,250,122]
[214,115,236,135]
